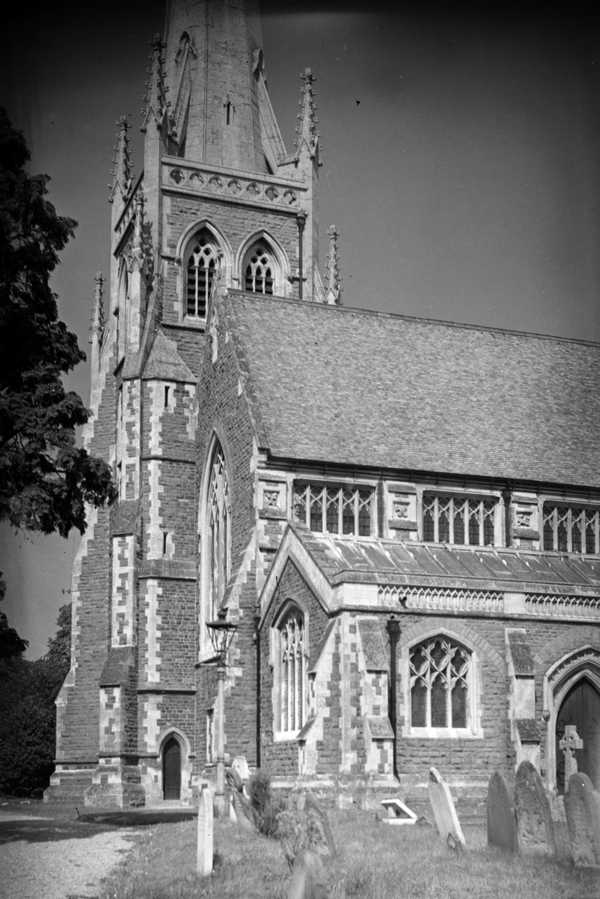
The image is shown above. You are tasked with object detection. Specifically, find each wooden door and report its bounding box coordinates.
[162,737,181,800]
[556,678,600,792]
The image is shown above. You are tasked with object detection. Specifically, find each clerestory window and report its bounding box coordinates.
[409,636,473,733]
[293,482,374,537]
[244,241,275,295]
[274,606,307,738]
[543,504,600,555]
[422,493,497,546]
[186,229,220,318]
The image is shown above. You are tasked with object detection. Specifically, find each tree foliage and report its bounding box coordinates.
[0,107,115,538]
[0,604,71,796]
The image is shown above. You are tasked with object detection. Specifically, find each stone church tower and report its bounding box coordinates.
[47,0,600,808]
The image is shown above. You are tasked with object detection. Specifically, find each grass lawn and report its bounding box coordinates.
[99,808,600,899]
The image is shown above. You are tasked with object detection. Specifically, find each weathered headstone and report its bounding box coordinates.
[231,787,255,831]
[487,771,517,852]
[287,848,327,899]
[514,761,555,856]
[564,773,600,867]
[427,767,466,847]
[231,755,251,784]
[560,726,583,786]
[305,791,337,857]
[196,784,213,876]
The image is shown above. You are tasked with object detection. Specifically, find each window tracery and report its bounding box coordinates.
[206,444,231,624]
[274,606,307,737]
[409,636,472,731]
[543,504,600,555]
[422,493,496,546]
[186,229,219,318]
[293,482,374,536]
[244,241,275,295]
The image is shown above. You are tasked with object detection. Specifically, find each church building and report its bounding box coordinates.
[46,0,600,808]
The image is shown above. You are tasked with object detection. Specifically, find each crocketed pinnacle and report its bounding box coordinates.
[109,116,132,203]
[142,34,170,132]
[326,225,341,305]
[91,272,105,343]
[295,67,319,159]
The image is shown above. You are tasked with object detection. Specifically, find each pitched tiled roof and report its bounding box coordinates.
[292,525,600,594]
[223,292,600,488]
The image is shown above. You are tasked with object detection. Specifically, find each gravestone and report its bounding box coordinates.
[196,784,213,876]
[564,773,600,867]
[427,767,465,846]
[514,761,555,856]
[305,791,337,858]
[487,771,517,852]
[231,787,255,831]
[380,798,417,826]
[287,848,327,899]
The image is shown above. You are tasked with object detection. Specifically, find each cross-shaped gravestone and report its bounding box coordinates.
[560,725,583,785]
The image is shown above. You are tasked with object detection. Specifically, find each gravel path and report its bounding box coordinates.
[0,811,137,899]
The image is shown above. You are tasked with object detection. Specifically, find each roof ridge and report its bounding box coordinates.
[226,289,600,348]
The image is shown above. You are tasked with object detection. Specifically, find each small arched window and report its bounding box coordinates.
[274,605,307,737]
[409,635,472,732]
[244,241,275,295]
[206,443,231,623]
[186,229,220,318]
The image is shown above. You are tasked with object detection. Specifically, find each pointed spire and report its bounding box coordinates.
[109,116,132,203]
[326,225,342,305]
[295,67,319,159]
[141,34,170,133]
[90,272,105,344]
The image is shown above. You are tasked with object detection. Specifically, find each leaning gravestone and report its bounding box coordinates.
[487,771,517,852]
[427,767,466,847]
[304,791,337,858]
[287,848,327,899]
[564,773,600,867]
[514,761,555,856]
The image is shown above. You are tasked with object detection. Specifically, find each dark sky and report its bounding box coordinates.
[3,1,600,656]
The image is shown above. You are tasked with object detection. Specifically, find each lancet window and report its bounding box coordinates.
[274,606,307,737]
[244,241,275,295]
[293,482,374,537]
[409,636,472,731]
[206,444,231,624]
[422,493,496,546]
[543,504,600,555]
[186,229,220,318]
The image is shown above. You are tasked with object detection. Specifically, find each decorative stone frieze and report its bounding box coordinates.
[379,584,503,614]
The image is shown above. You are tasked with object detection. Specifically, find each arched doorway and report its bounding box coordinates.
[162,736,181,800]
[555,678,600,792]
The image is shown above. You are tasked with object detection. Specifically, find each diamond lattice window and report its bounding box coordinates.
[543,504,600,554]
[206,444,231,623]
[186,229,219,317]
[422,493,496,546]
[275,607,307,737]
[409,636,472,730]
[293,483,374,536]
[244,242,275,295]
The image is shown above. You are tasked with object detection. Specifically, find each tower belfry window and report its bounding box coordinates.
[186,230,219,318]
[244,242,275,295]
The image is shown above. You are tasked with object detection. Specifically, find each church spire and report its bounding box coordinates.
[161,0,267,171]
[109,116,132,204]
[326,225,342,305]
[90,272,105,346]
[295,67,319,161]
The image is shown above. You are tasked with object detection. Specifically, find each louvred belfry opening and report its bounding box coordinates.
[186,230,219,318]
[244,242,274,295]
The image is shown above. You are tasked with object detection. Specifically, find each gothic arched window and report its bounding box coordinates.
[206,443,231,624]
[274,605,307,737]
[244,241,275,295]
[409,636,472,732]
[186,229,220,318]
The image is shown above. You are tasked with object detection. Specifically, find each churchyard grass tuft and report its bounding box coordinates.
[99,807,600,899]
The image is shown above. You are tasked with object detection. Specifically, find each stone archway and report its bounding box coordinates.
[544,647,600,793]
